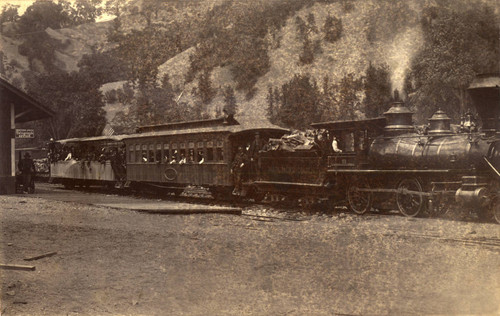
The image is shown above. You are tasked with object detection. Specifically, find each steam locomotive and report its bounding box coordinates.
[256,74,500,223]
[48,74,500,223]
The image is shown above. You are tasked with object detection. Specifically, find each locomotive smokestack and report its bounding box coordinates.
[383,99,414,136]
[393,89,400,102]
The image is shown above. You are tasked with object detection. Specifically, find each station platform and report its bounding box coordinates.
[25,183,242,215]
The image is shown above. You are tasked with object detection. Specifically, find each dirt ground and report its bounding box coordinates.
[0,190,499,315]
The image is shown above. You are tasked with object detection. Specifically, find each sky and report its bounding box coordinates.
[0,0,114,22]
[1,0,31,14]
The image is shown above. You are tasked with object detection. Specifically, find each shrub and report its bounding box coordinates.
[323,15,343,43]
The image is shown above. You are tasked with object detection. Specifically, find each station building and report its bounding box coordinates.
[0,77,54,194]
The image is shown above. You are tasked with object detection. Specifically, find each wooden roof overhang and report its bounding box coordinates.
[0,77,54,123]
[136,116,239,133]
[57,135,127,144]
[123,123,289,141]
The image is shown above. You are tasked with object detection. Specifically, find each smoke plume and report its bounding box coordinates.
[385,25,424,99]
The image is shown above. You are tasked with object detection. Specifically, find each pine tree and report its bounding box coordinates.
[299,36,315,64]
[197,69,215,104]
[223,86,237,115]
[276,74,322,129]
[364,63,391,118]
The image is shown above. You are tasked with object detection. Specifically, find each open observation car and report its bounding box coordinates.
[49,135,126,188]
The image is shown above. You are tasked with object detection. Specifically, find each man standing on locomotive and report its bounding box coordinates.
[231,146,249,195]
[18,152,36,193]
[248,132,262,179]
[332,136,342,153]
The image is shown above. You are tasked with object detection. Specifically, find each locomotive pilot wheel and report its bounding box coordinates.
[493,198,500,224]
[396,178,425,217]
[347,179,372,215]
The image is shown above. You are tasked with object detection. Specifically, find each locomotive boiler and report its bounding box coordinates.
[369,107,493,171]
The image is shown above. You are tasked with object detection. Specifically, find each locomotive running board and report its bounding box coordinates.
[355,187,432,196]
[327,169,455,174]
[253,181,324,188]
[252,181,328,194]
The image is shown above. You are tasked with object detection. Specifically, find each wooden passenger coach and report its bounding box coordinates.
[123,117,288,194]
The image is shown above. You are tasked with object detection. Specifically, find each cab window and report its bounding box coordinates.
[135,144,141,163]
[148,144,155,162]
[206,141,214,161]
[163,143,170,162]
[156,144,162,162]
[129,145,135,163]
[216,140,224,161]
[141,144,147,163]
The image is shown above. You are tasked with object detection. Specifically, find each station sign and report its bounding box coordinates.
[15,129,35,138]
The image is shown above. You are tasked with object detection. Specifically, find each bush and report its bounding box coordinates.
[104,89,118,103]
[299,37,315,64]
[342,0,355,13]
[9,58,21,68]
[323,15,343,43]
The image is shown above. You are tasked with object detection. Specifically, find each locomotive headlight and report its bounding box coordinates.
[450,154,457,163]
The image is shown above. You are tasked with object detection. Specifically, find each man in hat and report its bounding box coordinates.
[48,138,56,163]
[18,152,36,193]
[231,146,249,195]
[332,136,342,153]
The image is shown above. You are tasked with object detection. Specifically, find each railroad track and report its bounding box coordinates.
[384,230,500,250]
[56,183,497,226]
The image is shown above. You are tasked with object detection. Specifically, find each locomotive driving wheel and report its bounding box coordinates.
[396,178,425,217]
[488,181,500,224]
[347,178,372,215]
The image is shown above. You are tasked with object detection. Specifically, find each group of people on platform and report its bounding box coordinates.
[47,139,127,181]
[47,139,126,165]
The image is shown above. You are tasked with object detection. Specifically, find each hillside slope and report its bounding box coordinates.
[149,0,423,122]
[2,0,497,134]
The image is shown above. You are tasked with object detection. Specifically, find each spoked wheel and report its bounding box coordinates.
[396,178,425,217]
[429,195,451,217]
[477,181,499,223]
[298,196,317,208]
[347,179,372,215]
[489,183,500,224]
[492,198,500,224]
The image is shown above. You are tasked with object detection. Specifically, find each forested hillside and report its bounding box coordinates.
[1,0,498,142]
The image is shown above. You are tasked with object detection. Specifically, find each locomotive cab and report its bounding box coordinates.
[311,117,386,170]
